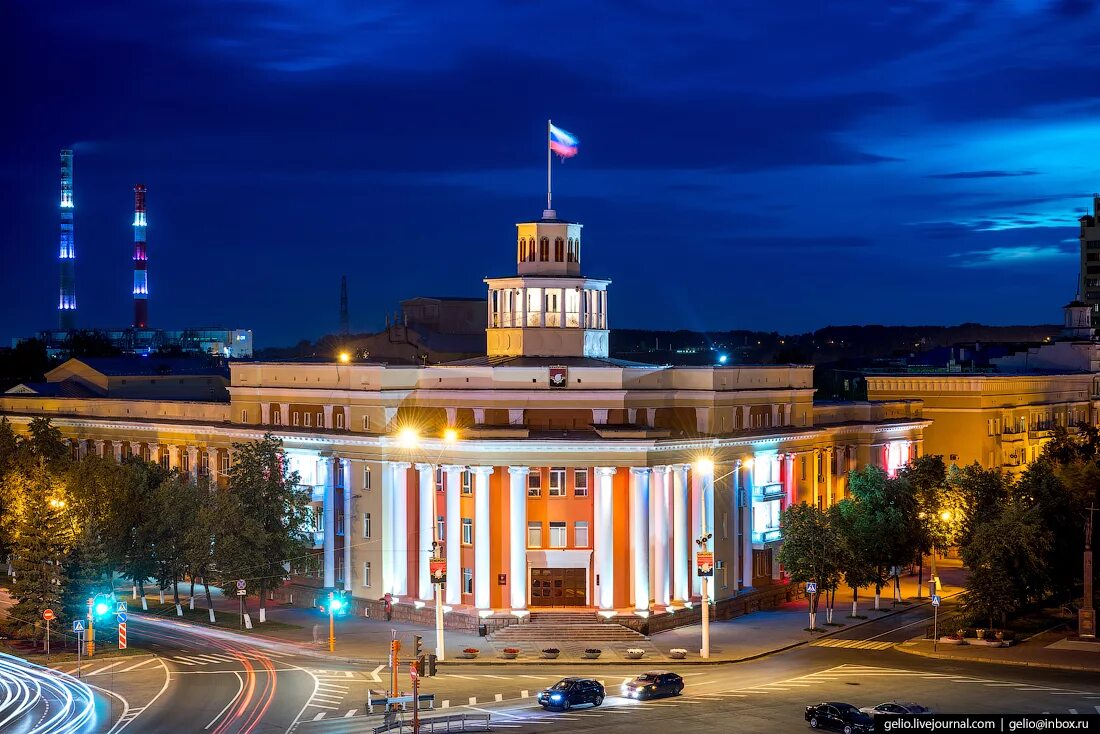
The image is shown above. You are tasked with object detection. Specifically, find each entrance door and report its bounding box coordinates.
[530,567,587,607]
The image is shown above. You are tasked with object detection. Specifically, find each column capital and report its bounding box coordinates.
[441,464,465,473]
[414,463,435,472]
[669,463,690,472]
[594,466,617,478]
[389,461,411,471]
[507,465,531,476]
[629,466,651,476]
[470,465,495,476]
[651,465,671,476]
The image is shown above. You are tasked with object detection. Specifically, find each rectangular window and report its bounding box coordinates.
[437,515,445,541]
[549,467,566,496]
[181,453,190,472]
[527,521,542,548]
[436,466,444,492]
[462,568,473,595]
[574,469,589,496]
[241,410,248,423]
[363,512,371,539]
[272,410,281,425]
[313,507,323,532]
[363,466,372,490]
[462,470,472,495]
[363,415,371,431]
[527,471,542,497]
[574,521,589,547]
[461,518,473,544]
[363,561,372,587]
[200,453,209,477]
[335,411,344,429]
[336,512,345,536]
[160,453,170,470]
[293,412,300,426]
[304,412,312,427]
[549,521,567,548]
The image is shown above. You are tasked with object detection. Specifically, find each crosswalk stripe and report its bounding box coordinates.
[344,710,357,718]
[170,657,198,665]
[87,660,129,676]
[118,659,157,673]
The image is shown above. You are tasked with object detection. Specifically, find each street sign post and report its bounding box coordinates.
[43,610,54,659]
[806,582,818,631]
[411,661,420,733]
[695,551,714,577]
[118,622,127,650]
[932,595,941,651]
[73,620,86,676]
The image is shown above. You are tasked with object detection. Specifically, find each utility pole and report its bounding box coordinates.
[1081,505,1097,639]
[411,660,420,734]
[695,530,713,659]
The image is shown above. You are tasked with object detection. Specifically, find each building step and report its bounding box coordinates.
[490,621,648,643]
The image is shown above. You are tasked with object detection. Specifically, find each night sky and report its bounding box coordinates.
[3,1,1098,348]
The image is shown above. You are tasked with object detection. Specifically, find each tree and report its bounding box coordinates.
[898,455,957,593]
[215,435,311,622]
[830,499,878,618]
[949,462,1012,549]
[108,459,166,605]
[962,500,1051,628]
[182,479,224,622]
[150,474,204,607]
[847,466,914,609]
[777,503,841,629]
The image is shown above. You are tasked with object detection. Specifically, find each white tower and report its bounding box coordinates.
[485,209,610,358]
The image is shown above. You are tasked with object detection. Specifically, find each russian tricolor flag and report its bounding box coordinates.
[549,123,579,159]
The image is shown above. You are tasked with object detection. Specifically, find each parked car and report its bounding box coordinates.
[537,678,605,710]
[860,702,933,716]
[805,702,874,734]
[621,671,684,699]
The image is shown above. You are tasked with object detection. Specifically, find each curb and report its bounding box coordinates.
[894,642,1099,673]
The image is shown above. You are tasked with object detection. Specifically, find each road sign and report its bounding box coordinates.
[696,551,714,577]
[72,620,85,633]
[236,589,247,596]
[118,622,127,650]
[236,579,247,590]
[931,594,941,607]
[43,609,55,621]
[805,582,818,594]
[410,662,418,681]
[116,612,127,624]
[116,601,127,614]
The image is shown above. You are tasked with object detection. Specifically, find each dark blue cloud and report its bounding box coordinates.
[3,0,1100,345]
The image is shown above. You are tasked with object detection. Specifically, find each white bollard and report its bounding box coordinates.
[132,586,137,600]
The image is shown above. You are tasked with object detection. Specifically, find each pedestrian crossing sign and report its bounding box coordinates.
[116,601,127,614]
[932,595,941,607]
[72,620,85,633]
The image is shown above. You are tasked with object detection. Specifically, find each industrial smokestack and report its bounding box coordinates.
[58,149,76,329]
[132,184,148,328]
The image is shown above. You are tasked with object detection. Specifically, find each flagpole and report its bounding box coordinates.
[547,118,552,212]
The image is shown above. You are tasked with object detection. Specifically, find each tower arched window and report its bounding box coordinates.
[540,237,549,261]
[518,238,525,262]
[567,238,575,262]
[528,238,536,261]
[554,237,564,262]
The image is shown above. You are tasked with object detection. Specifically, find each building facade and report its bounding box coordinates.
[1,207,926,623]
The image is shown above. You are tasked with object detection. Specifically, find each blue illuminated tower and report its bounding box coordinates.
[58,149,76,329]
[132,184,148,328]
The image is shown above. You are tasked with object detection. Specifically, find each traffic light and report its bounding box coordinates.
[333,590,348,615]
[91,594,112,619]
[390,639,401,655]
[414,635,423,657]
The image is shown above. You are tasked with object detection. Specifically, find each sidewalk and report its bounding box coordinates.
[118,559,966,666]
[897,631,1100,673]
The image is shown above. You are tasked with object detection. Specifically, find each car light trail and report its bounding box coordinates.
[0,652,96,733]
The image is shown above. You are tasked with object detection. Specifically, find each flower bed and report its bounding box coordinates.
[582,648,602,659]
[669,648,688,659]
[541,648,560,659]
[938,636,965,645]
[461,648,480,659]
[501,647,520,659]
[624,648,646,659]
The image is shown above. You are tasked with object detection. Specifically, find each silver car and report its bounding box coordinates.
[860,702,932,716]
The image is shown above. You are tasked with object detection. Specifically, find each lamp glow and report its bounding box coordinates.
[397,427,419,448]
[443,427,459,444]
[338,352,350,363]
[940,510,952,522]
[694,458,714,475]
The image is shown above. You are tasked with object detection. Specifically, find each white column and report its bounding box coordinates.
[594,467,617,610]
[472,466,495,611]
[651,466,670,607]
[391,462,410,597]
[508,466,530,611]
[112,442,123,461]
[630,468,651,613]
[92,440,103,457]
[690,468,702,598]
[167,445,180,469]
[149,443,160,465]
[671,464,690,604]
[280,403,290,426]
[207,449,217,482]
[323,404,334,429]
[443,465,463,605]
[187,447,199,479]
[825,448,834,506]
[261,403,271,424]
[699,463,715,602]
[321,457,336,588]
[381,462,394,594]
[732,459,742,588]
[342,458,352,591]
[742,458,754,590]
[416,463,434,601]
[784,453,795,506]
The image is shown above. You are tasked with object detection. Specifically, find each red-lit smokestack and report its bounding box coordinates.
[132,184,148,328]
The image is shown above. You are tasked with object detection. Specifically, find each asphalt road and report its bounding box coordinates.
[17,601,1100,734]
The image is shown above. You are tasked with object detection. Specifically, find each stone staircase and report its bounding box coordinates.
[489,611,649,644]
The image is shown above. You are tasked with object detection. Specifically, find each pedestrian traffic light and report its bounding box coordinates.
[414,635,423,657]
[91,594,112,619]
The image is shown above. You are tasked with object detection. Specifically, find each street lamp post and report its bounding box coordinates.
[696,531,713,658]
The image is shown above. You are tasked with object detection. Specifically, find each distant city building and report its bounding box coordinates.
[341,296,485,364]
[18,327,253,359]
[1080,195,1100,326]
[5,356,229,402]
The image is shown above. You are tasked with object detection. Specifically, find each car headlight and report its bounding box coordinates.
[550,694,562,701]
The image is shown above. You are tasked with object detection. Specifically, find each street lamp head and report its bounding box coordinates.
[694,458,714,475]
[338,352,350,363]
[940,510,952,522]
[443,427,459,444]
[397,426,419,449]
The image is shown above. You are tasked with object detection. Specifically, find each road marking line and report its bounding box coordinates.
[117,659,157,673]
[306,704,338,710]
[495,694,503,702]
[441,700,449,708]
[697,679,718,685]
[344,710,357,717]
[482,674,510,680]
[169,658,197,666]
[87,660,130,676]
[449,674,478,680]
[312,713,326,721]
[519,675,549,680]
[521,690,529,698]
[204,671,243,730]
[368,664,383,683]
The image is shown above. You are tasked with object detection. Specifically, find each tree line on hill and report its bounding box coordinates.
[0,417,313,645]
[778,428,1100,630]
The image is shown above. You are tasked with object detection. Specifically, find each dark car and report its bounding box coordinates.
[861,702,933,716]
[805,702,874,734]
[621,671,684,700]
[537,678,605,710]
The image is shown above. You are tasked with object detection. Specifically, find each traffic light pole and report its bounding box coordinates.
[86,598,95,657]
[412,662,420,734]
[328,604,335,653]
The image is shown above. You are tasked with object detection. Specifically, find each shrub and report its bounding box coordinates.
[542,648,560,654]
[584,648,601,654]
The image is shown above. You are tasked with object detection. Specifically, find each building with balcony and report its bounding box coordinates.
[0,206,926,626]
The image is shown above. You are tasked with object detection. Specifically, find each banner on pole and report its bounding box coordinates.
[429,558,446,585]
[696,551,714,577]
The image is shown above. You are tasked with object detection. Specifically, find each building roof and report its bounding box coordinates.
[441,355,659,368]
[73,356,228,377]
[4,381,100,398]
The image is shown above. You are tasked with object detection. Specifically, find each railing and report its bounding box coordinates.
[752,528,783,543]
[367,694,436,714]
[754,482,784,500]
[372,713,490,733]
